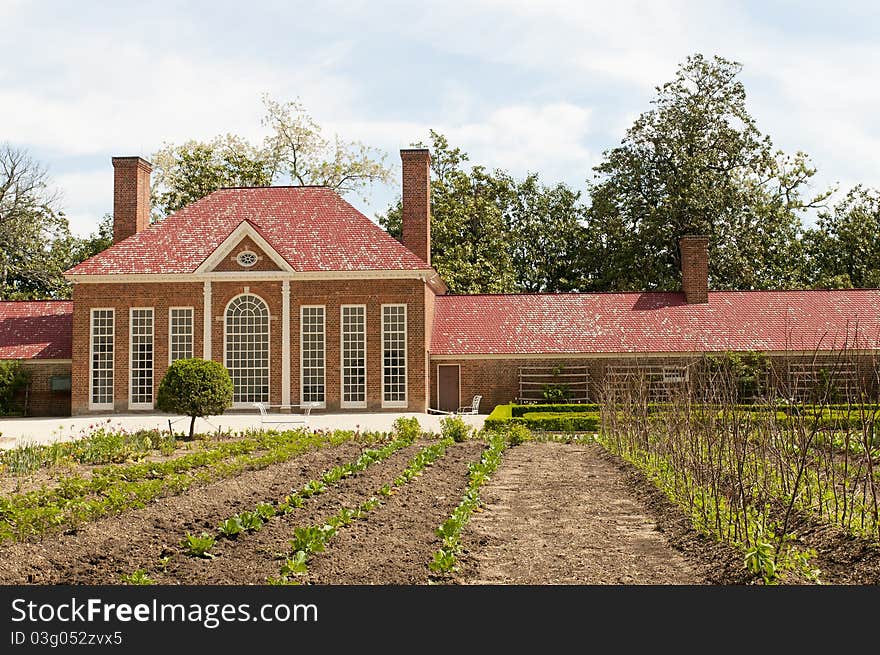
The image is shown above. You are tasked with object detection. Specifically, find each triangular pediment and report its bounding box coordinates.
[195,221,294,273]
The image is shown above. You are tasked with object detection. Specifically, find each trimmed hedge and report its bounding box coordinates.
[486,404,599,432]
[487,403,878,433]
[511,403,600,417]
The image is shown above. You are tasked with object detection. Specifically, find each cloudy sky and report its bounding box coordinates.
[2,0,879,235]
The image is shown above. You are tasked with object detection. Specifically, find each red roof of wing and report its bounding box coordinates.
[431,290,880,355]
[66,187,429,275]
[0,301,73,359]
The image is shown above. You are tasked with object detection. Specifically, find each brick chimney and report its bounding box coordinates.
[680,235,709,304]
[400,148,431,265]
[112,156,152,244]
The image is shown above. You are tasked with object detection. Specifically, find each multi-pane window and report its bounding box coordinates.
[382,304,407,407]
[301,306,325,406]
[129,308,154,408]
[169,307,194,362]
[225,294,270,404]
[90,309,114,408]
[341,305,366,408]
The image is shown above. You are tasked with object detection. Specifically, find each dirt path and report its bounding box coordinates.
[456,442,705,585]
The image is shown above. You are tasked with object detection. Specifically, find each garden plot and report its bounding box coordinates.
[455,441,704,585]
[0,437,373,584]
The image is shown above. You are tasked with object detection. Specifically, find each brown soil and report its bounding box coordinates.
[6,431,873,586]
[305,439,486,584]
[0,440,370,584]
[455,441,708,584]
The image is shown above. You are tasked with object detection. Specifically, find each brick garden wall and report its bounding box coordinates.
[11,360,72,416]
[429,354,880,413]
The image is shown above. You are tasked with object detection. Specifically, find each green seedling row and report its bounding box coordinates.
[0,429,367,544]
[269,436,455,584]
[206,433,419,549]
[429,432,509,578]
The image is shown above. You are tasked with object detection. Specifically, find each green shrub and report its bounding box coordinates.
[392,416,421,442]
[511,403,600,416]
[484,404,599,432]
[0,361,30,415]
[440,415,471,442]
[505,423,530,446]
[542,383,572,403]
[156,359,234,439]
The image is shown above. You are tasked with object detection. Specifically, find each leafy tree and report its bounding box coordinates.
[379,131,516,293]
[584,54,829,292]
[151,135,272,217]
[151,96,391,218]
[803,186,880,288]
[156,358,234,439]
[0,144,70,299]
[502,175,587,292]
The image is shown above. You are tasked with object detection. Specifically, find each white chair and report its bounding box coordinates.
[252,402,311,426]
[456,395,482,415]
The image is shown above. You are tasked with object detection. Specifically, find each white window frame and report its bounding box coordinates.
[168,306,195,365]
[381,303,408,409]
[224,293,271,408]
[89,308,115,411]
[340,304,367,409]
[300,305,326,408]
[129,307,155,410]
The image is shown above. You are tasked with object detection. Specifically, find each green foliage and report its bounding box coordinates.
[237,511,263,532]
[584,54,829,292]
[440,415,471,442]
[120,569,154,585]
[429,433,508,579]
[510,404,601,416]
[803,186,880,289]
[505,424,530,447]
[391,416,421,442]
[379,131,516,294]
[217,517,243,538]
[181,533,216,558]
[0,361,30,415]
[290,525,335,554]
[485,404,600,432]
[541,383,573,403]
[704,351,771,401]
[156,358,233,439]
[152,96,390,218]
[280,551,309,577]
[0,428,350,544]
[151,136,272,216]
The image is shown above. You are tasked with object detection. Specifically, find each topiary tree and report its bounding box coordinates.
[156,358,234,439]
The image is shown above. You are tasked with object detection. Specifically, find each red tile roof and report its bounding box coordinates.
[66,187,429,275]
[0,301,73,359]
[431,290,880,355]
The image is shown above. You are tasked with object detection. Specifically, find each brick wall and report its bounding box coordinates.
[71,277,430,415]
[71,282,205,415]
[429,353,880,413]
[12,360,72,416]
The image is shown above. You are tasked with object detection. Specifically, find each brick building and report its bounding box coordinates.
[1,148,879,416]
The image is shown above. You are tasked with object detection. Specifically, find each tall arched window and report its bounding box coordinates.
[225,294,270,404]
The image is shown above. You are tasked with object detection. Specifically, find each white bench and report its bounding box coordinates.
[252,402,312,426]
